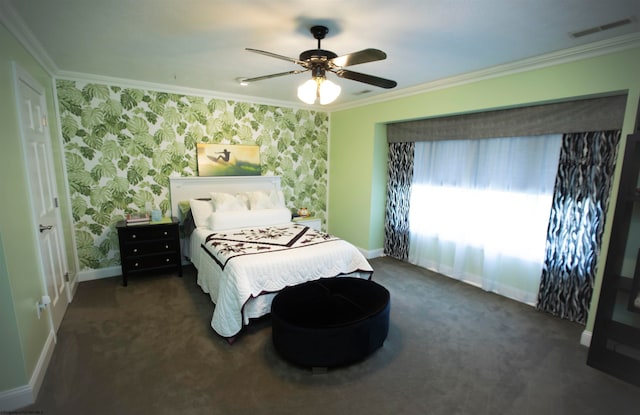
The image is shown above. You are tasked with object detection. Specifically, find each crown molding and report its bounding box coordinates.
[55,70,317,111]
[0,0,58,75]
[330,32,640,112]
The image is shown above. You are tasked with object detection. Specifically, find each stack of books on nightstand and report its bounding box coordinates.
[125,212,150,225]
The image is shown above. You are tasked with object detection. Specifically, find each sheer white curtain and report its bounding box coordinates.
[407,135,562,304]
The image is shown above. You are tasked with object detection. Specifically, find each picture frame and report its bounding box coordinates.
[196,144,261,177]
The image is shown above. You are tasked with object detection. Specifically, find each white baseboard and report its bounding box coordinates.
[0,329,56,411]
[0,384,32,412]
[77,265,121,282]
[30,329,56,403]
[359,247,384,259]
[580,330,592,347]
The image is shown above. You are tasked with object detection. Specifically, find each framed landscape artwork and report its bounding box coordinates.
[196,144,261,176]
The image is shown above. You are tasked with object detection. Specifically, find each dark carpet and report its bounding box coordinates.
[24,256,639,414]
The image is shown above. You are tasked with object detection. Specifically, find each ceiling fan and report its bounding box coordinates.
[240,25,397,105]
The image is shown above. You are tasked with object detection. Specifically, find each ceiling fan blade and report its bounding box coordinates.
[330,48,387,67]
[240,69,309,84]
[245,48,306,66]
[333,69,397,89]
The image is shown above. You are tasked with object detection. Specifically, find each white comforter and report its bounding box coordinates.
[190,224,373,338]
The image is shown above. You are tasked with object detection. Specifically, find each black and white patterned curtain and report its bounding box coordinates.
[384,142,415,260]
[537,130,621,323]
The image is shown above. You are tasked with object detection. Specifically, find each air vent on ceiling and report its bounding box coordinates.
[570,17,635,38]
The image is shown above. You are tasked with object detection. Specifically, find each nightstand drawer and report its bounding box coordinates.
[121,226,178,242]
[116,217,182,286]
[123,253,179,273]
[121,239,179,256]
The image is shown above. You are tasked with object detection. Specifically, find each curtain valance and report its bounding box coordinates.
[387,94,627,143]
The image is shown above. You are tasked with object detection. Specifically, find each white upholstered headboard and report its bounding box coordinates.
[169,175,282,221]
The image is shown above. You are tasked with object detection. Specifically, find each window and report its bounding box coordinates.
[407,135,562,303]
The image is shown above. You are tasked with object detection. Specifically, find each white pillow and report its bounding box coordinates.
[209,192,249,212]
[209,208,291,231]
[247,190,285,210]
[189,199,214,229]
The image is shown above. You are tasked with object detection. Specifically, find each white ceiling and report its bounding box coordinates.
[3,0,640,109]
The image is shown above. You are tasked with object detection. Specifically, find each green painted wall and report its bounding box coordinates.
[0,22,58,392]
[0,232,24,391]
[329,46,640,333]
[57,80,329,271]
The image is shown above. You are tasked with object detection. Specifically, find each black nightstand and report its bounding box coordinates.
[116,217,182,286]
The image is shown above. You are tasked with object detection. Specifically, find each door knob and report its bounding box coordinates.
[39,224,53,233]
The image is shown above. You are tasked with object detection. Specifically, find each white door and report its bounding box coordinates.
[14,64,68,332]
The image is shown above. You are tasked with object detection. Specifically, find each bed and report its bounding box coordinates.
[169,176,374,340]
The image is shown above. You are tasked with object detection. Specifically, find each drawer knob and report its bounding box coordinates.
[134,262,139,267]
[166,258,170,262]
[163,231,168,235]
[132,234,137,239]
[133,248,138,253]
[165,244,169,249]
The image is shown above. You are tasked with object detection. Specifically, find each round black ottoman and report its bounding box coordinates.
[271,277,390,369]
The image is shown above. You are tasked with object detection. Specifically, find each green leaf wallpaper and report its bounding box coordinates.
[56,80,329,271]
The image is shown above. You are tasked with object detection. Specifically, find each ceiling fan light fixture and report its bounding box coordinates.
[297,79,318,104]
[297,76,341,105]
[318,78,340,105]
